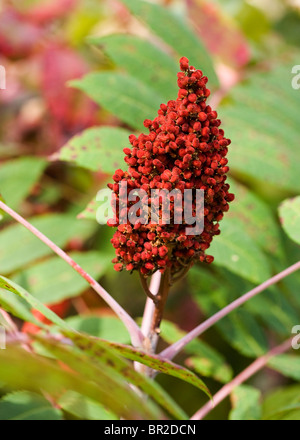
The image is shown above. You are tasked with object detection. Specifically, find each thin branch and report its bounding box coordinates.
[140,271,162,339]
[0,200,144,348]
[139,271,160,304]
[160,260,300,361]
[135,272,162,375]
[191,338,293,420]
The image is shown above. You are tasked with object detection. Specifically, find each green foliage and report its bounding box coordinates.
[0,157,46,211]
[0,391,63,421]
[72,73,163,131]
[263,385,300,420]
[58,126,131,173]
[279,196,300,245]
[229,385,262,421]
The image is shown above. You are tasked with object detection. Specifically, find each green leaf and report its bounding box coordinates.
[228,178,284,258]
[268,354,300,381]
[72,73,163,131]
[12,251,110,304]
[221,58,300,192]
[58,391,117,421]
[0,214,95,275]
[58,126,131,173]
[279,196,300,245]
[0,344,160,420]
[37,334,185,420]
[90,34,179,101]
[0,276,70,331]
[189,267,268,357]
[229,385,262,421]
[120,0,218,88]
[263,385,300,420]
[64,330,212,402]
[0,391,63,421]
[0,288,40,326]
[65,315,130,344]
[209,217,271,284]
[160,320,233,383]
[0,157,46,211]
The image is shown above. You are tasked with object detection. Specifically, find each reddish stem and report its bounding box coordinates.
[0,201,144,347]
[160,260,300,360]
[191,338,293,420]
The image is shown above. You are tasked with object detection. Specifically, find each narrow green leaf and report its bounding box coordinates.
[0,213,95,274]
[58,126,131,173]
[120,0,218,88]
[229,385,262,421]
[279,196,300,245]
[0,276,70,331]
[72,73,163,131]
[37,334,185,420]
[65,330,211,402]
[0,391,63,421]
[0,345,158,420]
[0,157,46,211]
[90,34,179,101]
[12,251,110,305]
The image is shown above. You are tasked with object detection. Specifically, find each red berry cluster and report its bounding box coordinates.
[108,57,234,277]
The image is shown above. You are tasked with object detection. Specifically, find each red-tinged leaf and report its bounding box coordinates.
[0,8,43,59]
[13,0,78,25]
[40,45,97,148]
[186,0,250,68]
[64,330,212,401]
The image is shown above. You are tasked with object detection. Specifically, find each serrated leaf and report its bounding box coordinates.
[64,330,212,401]
[12,251,110,304]
[58,126,131,173]
[0,157,46,211]
[72,73,163,131]
[90,34,179,101]
[0,391,63,421]
[160,320,233,383]
[58,391,117,421]
[65,315,130,344]
[209,217,271,284]
[279,196,300,245]
[0,214,95,274]
[268,354,300,381]
[0,344,159,420]
[229,385,262,421]
[120,0,218,88]
[221,58,300,191]
[37,334,186,420]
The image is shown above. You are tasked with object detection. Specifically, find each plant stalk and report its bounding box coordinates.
[191,337,293,420]
[0,200,144,348]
